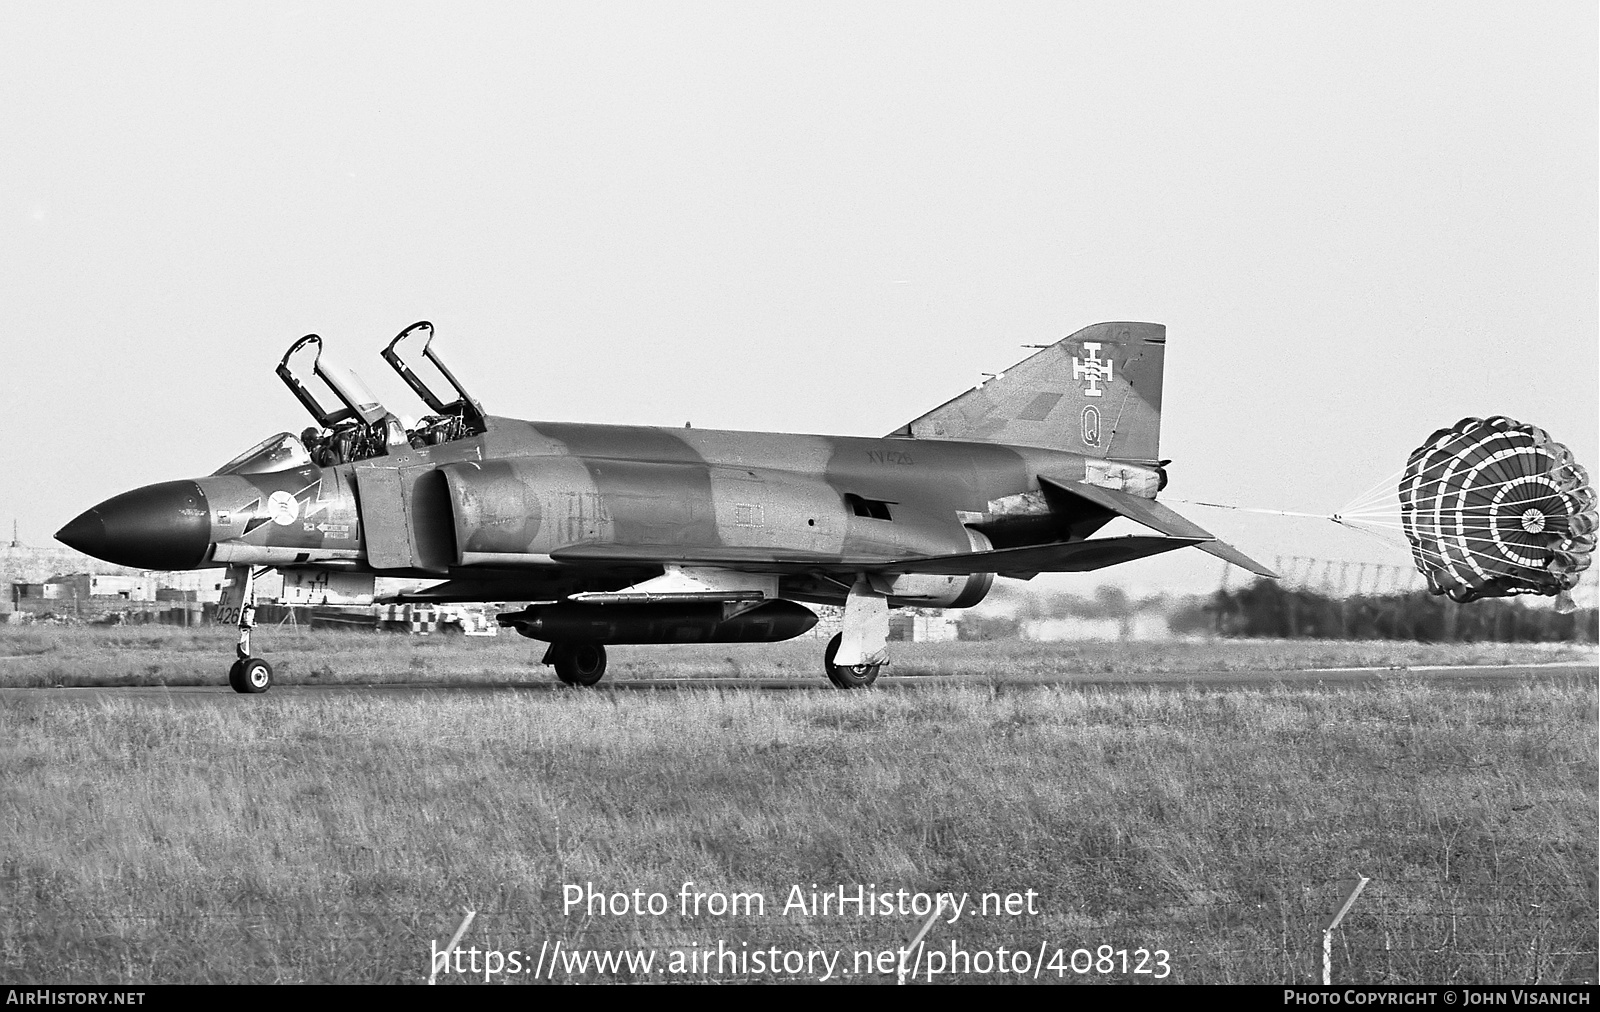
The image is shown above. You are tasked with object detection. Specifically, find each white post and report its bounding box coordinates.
[897,896,947,985]
[428,908,477,985]
[1323,876,1369,985]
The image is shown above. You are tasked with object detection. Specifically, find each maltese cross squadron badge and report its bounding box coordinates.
[1071,342,1113,396]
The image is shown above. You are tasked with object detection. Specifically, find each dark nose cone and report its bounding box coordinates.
[57,480,211,570]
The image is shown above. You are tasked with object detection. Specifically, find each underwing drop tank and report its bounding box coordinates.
[498,600,819,644]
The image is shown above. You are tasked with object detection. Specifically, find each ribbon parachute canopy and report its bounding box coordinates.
[1400,417,1597,605]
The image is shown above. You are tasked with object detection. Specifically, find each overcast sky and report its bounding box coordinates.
[2,2,1594,596]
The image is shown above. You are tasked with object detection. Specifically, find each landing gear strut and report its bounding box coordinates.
[544,641,608,686]
[823,575,888,689]
[226,566,273,694]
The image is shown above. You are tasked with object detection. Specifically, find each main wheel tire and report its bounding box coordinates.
[823,632,880,689]
[552,642,607,686]
[233,657,273,694]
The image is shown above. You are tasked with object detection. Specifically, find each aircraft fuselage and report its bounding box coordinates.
[56,320,1273,692]
[62,416,1092,609]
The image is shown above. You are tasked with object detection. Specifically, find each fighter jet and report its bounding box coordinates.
[57,320,1275,692]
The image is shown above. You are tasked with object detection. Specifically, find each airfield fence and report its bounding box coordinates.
[5,875,1593,984]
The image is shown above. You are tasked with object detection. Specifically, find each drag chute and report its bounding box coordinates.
[1398,416,1596,606]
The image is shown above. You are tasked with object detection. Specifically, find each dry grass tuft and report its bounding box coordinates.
[1,636,1593,983]
[0,625,1592,688]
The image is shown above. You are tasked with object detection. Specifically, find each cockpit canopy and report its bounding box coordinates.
[277,335,389,430]
[212,432,312,476]
[383,321,487,443]
[270,322,489,468]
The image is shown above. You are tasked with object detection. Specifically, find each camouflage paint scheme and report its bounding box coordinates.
[58,321,1275,683]
[196,420,1096,596]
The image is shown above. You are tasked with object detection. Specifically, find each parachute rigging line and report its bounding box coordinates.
[1164,416,1595,612]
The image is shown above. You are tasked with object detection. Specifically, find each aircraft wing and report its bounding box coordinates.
[877,535,1205,576]
[544,476,1277,581]
[549,535,1206,578]
[1039,476,1279,578]
[549,543,875,572]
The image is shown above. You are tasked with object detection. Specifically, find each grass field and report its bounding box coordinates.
[0,624,1594,688]
[0,630,1594,984]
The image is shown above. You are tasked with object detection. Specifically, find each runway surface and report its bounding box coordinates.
[2,661,1593,702]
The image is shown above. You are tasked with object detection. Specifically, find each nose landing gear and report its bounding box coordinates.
[224,566,274,694]
[228,656,273,694]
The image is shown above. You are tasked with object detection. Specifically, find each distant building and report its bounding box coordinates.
[158,568,284,604]
[11,572,155,617]
[889,608,959,642]
[0,544,141,585]
[805,605,960,643]
[45,573,156,601]
[1022,614,1172,642]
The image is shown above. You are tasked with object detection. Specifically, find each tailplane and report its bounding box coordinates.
[889,321,1166,460]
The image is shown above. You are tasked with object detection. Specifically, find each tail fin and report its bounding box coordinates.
[888,321,1166,460]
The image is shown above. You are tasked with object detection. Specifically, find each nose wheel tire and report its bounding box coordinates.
[823,633,880,689]
[228,657,273,694]
[552,642,607,686]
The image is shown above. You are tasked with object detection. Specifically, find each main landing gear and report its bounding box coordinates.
[823,575,888,689]
[543,642,608,686]
[226,566,273,694]
[824,632,881,689]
